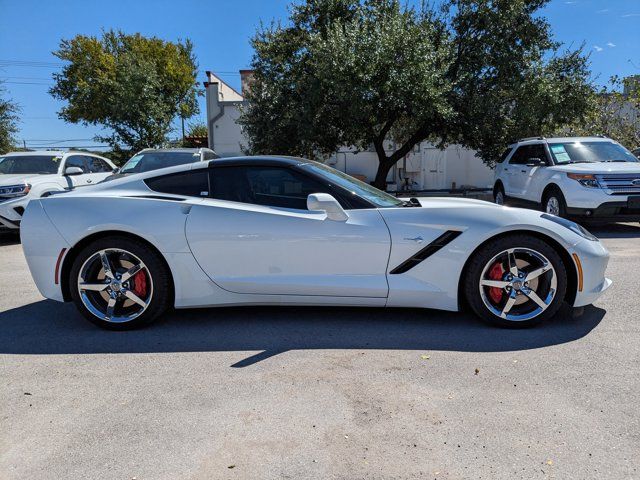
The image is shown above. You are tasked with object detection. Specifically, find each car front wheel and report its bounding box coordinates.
[69,236,172,330]
[542,189,567,218]
[463,234,567,328]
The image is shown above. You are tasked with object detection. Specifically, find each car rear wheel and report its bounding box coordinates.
[69,236,172,330]
[463,235,567,328]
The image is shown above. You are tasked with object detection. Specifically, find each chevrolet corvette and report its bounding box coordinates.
[20,156,611,329]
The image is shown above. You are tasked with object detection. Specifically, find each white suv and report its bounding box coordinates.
[0,150,116,230]
[494,136,640,223]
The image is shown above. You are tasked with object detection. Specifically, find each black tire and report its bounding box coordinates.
[69,235,172,330]
[494,183,506,205]
[463,234,568,328]
[542,187,567,218]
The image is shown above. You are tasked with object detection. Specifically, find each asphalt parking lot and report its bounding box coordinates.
[1,225,639,480]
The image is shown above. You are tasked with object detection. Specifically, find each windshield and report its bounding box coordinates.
[120,151,201,174]
[549,141,638,164]
[300,162,404,208]
[0,155,61,174]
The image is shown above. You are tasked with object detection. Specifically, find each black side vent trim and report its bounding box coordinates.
[389,230,463,275]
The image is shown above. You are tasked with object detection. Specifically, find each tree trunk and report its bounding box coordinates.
[373,159,394,190]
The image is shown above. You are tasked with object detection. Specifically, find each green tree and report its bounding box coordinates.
[50,30,200,153]
[558,76,639,150]
[0,83,20,154]
[240,0,594,188]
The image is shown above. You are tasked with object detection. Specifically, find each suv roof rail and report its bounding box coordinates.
[517,136,546,142]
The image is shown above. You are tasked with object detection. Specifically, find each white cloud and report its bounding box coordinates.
[597,9,609,13]
[593,45,604,52]
[607,42,616,48]
[622,13,640,17]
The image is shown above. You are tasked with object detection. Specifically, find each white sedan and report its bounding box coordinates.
[20,156,612,330]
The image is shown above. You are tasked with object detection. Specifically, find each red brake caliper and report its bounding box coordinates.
[132,270,148,298]
[487,262,505,304]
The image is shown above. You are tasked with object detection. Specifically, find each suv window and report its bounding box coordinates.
[497,148,513,164]
[145,171,210,197]
[509,145,547,165]
[85,156,112,173]
[210,166,334,210]
[203,151,218,160]
[65,155,89,173]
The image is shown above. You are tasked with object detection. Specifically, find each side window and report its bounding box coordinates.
[64,155,89,173]
[497,148,513,164]
[144,171,210,197]
[210,166,331,209]
[509,145,546,165]
[203,151,218,160]
[85,156,112,173]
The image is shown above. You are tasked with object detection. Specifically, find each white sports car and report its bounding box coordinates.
[20,156,612,330]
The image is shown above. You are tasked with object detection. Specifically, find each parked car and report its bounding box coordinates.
[633,148,640,160]
[104,148,219,181]
[0,150,116,231]
[493,136,640,224]
[21,156,610,330]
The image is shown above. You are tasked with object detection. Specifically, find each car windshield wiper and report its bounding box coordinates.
[602,159,629,163]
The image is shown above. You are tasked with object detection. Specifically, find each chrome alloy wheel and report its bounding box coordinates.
[546,197,560,216]
[77,249,153,323]
[479,248,557,322]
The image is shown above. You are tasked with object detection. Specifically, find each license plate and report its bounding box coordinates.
[628,196,640,209]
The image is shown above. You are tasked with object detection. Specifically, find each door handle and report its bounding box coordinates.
[521,169,527,173]
[404,236,424,244]
[87,179,93,183]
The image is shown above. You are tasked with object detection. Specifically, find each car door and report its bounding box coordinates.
[185,165,391,297]
[61,155,93,189]
[84,156,115,183]
[508,144,548,199]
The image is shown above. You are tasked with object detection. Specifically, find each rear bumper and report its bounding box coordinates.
[20,200,70,302]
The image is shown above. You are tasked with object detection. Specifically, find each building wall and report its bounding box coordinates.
[204,74,494,190]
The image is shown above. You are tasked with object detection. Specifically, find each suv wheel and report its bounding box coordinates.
[542,189,567,218]
[494,185,506,205]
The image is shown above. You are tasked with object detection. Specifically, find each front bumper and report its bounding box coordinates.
[567,198,640,223]
[0,196,29,229]
[571,238,612,308]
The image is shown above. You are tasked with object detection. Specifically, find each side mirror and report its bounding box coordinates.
[526,158,545,167]
[64,166,84,176]
[307,193,349,222]
[112,167,120,173]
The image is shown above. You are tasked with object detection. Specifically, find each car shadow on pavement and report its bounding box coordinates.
[0,301,605,367]
[590,222,640,239]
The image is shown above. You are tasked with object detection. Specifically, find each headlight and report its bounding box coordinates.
[567,173,600,188]
[541,213,598,241]
[0,183,31,197]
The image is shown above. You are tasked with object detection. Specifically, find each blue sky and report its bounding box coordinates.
[0,0,638,150]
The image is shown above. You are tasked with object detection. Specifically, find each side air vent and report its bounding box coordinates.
[389,230,462,275]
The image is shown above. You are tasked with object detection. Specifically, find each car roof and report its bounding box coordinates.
[206,155,309,168]
[508,136,617,148]
[138,148,213,153]
[1,150,109,157]
[2,150,65,157]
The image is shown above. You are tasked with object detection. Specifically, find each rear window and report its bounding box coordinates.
[144,171,209,197]
[121,151,201,174]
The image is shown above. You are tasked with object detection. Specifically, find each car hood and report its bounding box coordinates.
[0,173,58,186]
[550,162,640,174]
